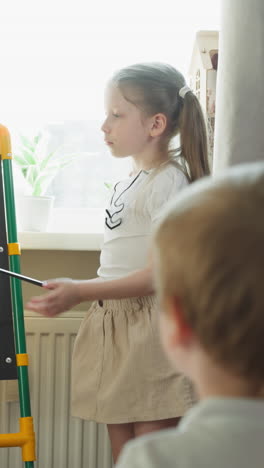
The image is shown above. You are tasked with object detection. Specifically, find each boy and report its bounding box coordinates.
[116,162,264,468]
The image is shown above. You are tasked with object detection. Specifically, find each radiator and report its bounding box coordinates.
[0,312,113,468]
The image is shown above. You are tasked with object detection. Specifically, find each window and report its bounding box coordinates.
[1,0,220,231]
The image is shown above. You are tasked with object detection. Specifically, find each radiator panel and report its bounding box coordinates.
[0,314,113,468]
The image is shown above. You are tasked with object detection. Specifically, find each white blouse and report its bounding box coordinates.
[97,164,188,280]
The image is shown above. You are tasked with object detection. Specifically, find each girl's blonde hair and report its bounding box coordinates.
[110,62,210,181]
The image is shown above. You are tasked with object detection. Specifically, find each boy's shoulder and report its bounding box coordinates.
[116,426,200,468]
[116,398,264,468]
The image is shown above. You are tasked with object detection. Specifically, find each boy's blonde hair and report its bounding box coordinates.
[154,163,264,384]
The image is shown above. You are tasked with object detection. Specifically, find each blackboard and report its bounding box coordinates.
[0,167,17,380]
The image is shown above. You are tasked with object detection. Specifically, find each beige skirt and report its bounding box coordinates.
[71,296,196,424]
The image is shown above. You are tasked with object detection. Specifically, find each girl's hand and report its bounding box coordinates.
[25,278,82,317]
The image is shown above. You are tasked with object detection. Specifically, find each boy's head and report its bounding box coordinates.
[153,162,264,388]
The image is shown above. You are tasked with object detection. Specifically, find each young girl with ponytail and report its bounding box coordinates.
[26,62,210,462]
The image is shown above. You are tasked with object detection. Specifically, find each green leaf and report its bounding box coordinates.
[39,150,57,171]
[33,134,41,146]
[22,168,27,178]
[13,155,30,167]
[32,183,42,197]
[20,135,36,153]
[14,132,79,195]
[18,149,36,165]
[26,166,38,186]
[104,182,113,190]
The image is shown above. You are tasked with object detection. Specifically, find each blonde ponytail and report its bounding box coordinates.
[179,92,210,181]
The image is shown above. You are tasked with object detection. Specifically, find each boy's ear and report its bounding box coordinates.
[164,296,193,347]
[149,113,167,137]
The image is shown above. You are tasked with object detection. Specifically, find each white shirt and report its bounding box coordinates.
[98,164,188,280]
[116,397,264,468]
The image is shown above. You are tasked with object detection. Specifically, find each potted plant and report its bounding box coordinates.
[13,132,75,231]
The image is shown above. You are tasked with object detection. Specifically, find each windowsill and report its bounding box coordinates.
[17,208,104,251]
[18,231,103,251]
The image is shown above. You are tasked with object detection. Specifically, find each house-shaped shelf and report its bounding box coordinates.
[189,30,219,160]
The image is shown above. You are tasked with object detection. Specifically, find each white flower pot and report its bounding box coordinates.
[16,195,54,232]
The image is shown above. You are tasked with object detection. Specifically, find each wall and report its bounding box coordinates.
[20,249,101,312]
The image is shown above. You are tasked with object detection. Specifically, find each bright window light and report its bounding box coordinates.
[1,0,220,223]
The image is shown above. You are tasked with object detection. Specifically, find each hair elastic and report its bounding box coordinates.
[179,85,192,99]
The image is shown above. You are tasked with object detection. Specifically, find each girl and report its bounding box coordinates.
[26,62,210,463]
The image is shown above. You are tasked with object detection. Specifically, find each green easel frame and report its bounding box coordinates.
[0,124,36,467]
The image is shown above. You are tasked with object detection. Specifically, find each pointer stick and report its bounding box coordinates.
[0,268,43,287]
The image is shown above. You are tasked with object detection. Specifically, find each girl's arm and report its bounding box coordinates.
[25,265,154,317]
[79,265,154,301]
